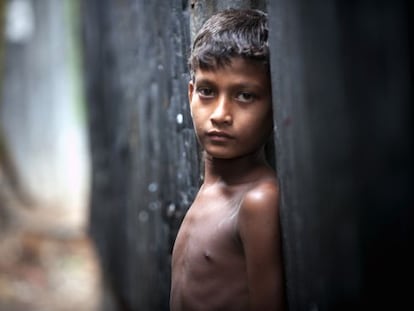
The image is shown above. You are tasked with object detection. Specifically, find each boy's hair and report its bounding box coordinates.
[189,9,269,79]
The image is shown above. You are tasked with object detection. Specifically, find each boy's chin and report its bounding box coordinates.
[203,148,237,160]
[203,148,259,161]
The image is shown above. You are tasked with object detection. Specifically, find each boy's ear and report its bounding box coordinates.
[188,81,194,104]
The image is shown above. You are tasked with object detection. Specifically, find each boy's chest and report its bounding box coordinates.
[173,195,244,264]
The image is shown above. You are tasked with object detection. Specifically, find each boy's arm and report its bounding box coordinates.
[238,182,286,311]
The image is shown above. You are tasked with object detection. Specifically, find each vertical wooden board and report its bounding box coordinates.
[84,0,197,310]
[268,1,359,309]
[268,0,413,309]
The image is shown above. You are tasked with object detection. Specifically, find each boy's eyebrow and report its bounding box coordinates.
[195,78,265,91]
[194,78,210,84]
[194,78,216,86]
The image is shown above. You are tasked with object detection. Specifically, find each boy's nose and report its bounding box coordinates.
[210,96,232,125]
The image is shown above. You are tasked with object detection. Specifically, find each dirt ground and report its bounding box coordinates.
[0,191,118,311]
[0,232,95,311]
[0,228,117,311]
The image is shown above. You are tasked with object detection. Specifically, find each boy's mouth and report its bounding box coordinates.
[207,130,235,141]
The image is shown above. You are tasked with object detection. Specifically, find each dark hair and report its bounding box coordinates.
[189,9,269,79]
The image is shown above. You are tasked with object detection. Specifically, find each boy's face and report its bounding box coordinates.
[189,57,273,160]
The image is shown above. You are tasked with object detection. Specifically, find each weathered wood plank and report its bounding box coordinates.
[268,0,413,309]
[84,0,197,309]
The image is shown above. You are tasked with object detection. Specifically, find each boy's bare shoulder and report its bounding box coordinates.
[239,174,280,219]
[237,173,282,274]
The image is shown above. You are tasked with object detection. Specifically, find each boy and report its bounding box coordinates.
[170,9,285,311]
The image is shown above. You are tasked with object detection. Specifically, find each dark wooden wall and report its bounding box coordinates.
[269,0,413,309]
[83,0,196,309]
[83,0,413,310]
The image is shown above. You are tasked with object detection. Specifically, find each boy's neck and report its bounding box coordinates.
[202,148,269,186]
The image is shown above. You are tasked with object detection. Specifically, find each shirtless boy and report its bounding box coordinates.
[170,9,285,311]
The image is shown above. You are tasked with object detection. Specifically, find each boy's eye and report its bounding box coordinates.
[197,87,215,98]
[235,92,255,103]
